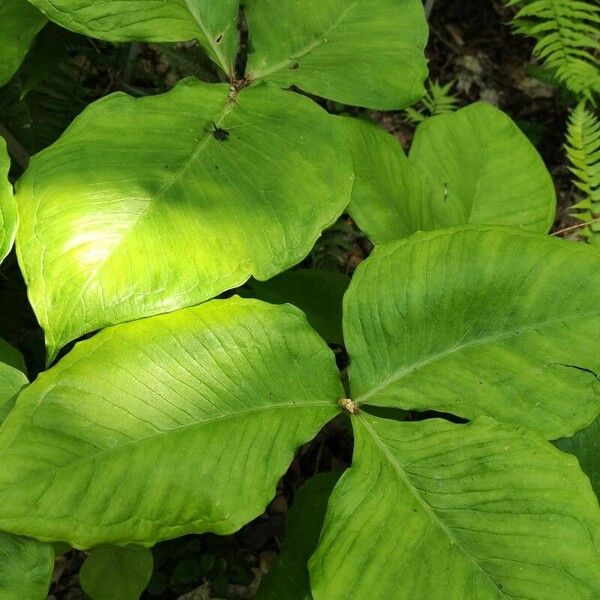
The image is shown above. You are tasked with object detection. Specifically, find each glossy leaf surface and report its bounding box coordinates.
[0,0,46,87]
[344,227,600,438]
[80,545,153,600]
[26,0,239,75]
[16,79,352,360]
[0,298,341,548]
[245,0,428,109]
[0,138,18,264]
[409,103,556,233]
[310,415,600,599]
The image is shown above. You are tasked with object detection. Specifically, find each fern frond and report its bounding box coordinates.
[565,101,600,242]
[403,80,459,125]
[506,0,600,98]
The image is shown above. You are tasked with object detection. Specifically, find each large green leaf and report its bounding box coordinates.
[26,0,239,75]
[80,545,153,600]
[309,414,600,599]
[555,415,600,498]
[0,339,27,424]
[249,269,349,345]
[408,103,556,233]
[257,472,341,600]
[344,227,600,439]
[0,297,341,548]
[0,0,46,87]
[245,0,428,110]
[344,104,556,244]
[341,117,432,244]
[0,531,54,600]
[0,138,18,264]
[16,78,352,361]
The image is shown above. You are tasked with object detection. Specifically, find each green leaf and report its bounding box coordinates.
[26,0,239,75]
[0,0,46,87]
[0,531,54,600]
[0,338,26,374]
[16,79,352,361]
[408,103,556,234]
[0,297,342,548]
[249,269,349,345]
[0,137,18,264]
[555,414,600,498]
[341,117,433,244]
[345,104,556,244]
[344,227,600,439]
[0,339,28,424]
[80,545,153,600]
[257,472,341,600]
[245,0,428,110]
[310,414,600,599]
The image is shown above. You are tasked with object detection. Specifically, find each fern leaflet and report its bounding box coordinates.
[566,101,600,242]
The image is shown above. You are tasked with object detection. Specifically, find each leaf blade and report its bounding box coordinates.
[245,0,428,110]
[26,0,239,75]
[16,79,352,360]
[0,0,46,87]
[0,138,18,264]
[408,103,556,234]
[0,531,54,600]
[309,414,600,599]
[344,227,600,438]
[0,297,342,547]
[80,545,153,600]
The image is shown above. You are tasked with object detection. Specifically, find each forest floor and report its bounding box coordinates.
[0,1,582,599]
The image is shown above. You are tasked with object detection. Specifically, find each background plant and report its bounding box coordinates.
[502,0,600,243]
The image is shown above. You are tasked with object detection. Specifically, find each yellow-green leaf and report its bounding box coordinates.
[344,227,600,438]
[26,0,239,75]
[16,79,352,361]
[245,0,428,110]
[0,137,18,264]
[310,414,600,599]
[0,298,341,548]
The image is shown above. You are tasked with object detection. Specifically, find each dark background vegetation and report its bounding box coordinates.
[0,1,581,598]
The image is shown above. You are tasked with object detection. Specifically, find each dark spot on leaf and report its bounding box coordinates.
[212,122,229,142]
[215,34,223,44]
[291,62,300,70]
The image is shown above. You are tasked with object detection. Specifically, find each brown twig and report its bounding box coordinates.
[551,217,600,236]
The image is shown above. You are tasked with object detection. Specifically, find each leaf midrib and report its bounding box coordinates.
[5,401,337,485]
[358,416,505,598]
[355,310,600,404]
